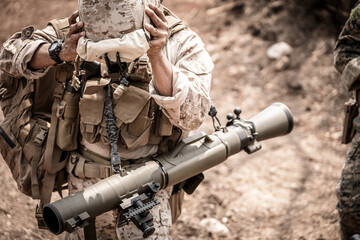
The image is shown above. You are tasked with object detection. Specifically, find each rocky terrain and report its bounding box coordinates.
[0,0,354,239]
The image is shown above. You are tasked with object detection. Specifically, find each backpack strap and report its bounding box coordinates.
[36,81,64,229]
[48,18,71,40]
[36,64,71,229]
[31,124,50,199]
[36,171,57,229]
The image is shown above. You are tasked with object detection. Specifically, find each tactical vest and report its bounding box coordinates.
[77,6,188,154]
[79,57,172,152]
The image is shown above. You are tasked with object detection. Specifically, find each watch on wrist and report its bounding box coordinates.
[48,40,64,64]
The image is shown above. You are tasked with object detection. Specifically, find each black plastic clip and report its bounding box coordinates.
[208,104,222,131]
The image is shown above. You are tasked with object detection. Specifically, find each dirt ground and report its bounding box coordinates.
[0,0,353,239]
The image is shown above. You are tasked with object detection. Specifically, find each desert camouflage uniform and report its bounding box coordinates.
[0,9,213,240]
[334,2,360,239]
[0,22,213,132]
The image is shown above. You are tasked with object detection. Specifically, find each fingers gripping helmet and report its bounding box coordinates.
[78,0,161,42]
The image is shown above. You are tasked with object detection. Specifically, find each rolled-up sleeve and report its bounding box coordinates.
[150,29,214,131]
[0,25,58,79]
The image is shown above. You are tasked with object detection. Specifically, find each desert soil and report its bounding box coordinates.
[0,0,352,239]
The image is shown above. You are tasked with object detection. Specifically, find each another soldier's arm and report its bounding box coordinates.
[334,4,360,90]
[334,13,360,72]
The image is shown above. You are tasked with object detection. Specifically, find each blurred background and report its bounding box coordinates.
[0,0,357,239]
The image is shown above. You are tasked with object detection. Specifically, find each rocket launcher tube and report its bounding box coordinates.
[156,127,245,188]
[43,161,165,235]
[43,102,293,235]
[250,102,293,141]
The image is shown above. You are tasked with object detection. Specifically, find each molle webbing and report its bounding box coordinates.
[0,63,72,204]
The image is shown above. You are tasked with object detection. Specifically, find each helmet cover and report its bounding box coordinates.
[78,0,161,42]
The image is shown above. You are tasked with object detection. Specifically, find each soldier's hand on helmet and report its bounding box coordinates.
[58,11,85,62]
[145,3,169,57]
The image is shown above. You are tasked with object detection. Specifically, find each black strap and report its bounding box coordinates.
[0,126,16,149]
[84,218,97,240]
[103,52,132,174]
[104,84,121,173]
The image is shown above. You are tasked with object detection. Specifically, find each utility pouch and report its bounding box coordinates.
[56,89,81,151]
[342,97,359,144]
[113,85,152,150]
[156,111,173,136]
[79,79,108,143]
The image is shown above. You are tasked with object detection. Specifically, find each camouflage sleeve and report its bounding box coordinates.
[0,23,59,79]
[334,3,360,91]
[150,29,214,131]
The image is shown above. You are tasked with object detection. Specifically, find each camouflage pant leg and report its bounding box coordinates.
[64,174,118,240]
[116,188,172,240]
[337,133,360,239]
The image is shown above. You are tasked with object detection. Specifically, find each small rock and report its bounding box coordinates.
[269,1,284,14]
[200,218,230,236]
[275,56,290,71]
[222,217,229,224]
[225,210,234,218]
[267,41,293,60]
[286,78,303,91]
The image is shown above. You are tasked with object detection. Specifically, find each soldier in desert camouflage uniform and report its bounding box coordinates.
[0,0,213,239]
[334,1,360,239]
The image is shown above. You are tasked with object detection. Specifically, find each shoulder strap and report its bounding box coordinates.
[163,6,188,36]
[48,18,71,39]
[36,63,73,229]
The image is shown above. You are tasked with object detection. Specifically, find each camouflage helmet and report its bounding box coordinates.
[78,0,161,42]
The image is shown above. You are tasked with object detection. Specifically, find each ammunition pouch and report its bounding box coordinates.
[79,78,107,144]
[79,78,158,149]
[78,75,179,152]
[56,88,81,151]
[115,85,152,150]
